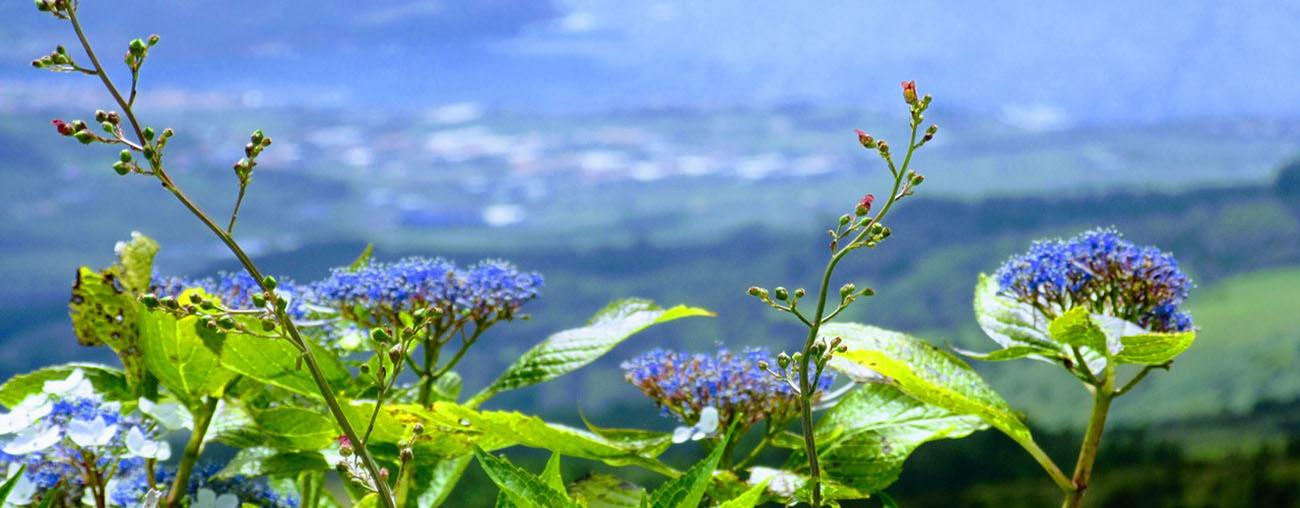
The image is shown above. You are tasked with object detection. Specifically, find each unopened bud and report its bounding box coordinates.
[94,110,108,123]
[412,423,425,435]
[379,468,390,482]
[840,283,856,298]
[74,130,95,144]
[400,447,414,462]
[854,129,877,149]
[777,352,791,369]
[147,34,161,46]
[794,288,806,298]
[877,141,890,155]
[261,275,277,290]
[388,345,402,363]
[101,121,115,133]
[774,287,788,301]
[107,112,120,125]
[250,129,265,145]
[261,319,276,332]
[838,214,851,226]
[757,360,769,370]
[129,39,147,56]
[901,80,918,105]
[112,161,131,175]
[139,294,159,309]
[860,287,875,297]
[251,293,266,307]
[119,150,132,163]
[855,194,875,216]
[142,127,155,141]
[910,174,925,186]
[217,315,236,329]
[339,443,353,457]
[371,328,391,343]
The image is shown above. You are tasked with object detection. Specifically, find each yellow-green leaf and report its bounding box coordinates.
[1115,330,1196,365]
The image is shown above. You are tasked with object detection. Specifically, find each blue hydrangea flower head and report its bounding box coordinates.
[311,256,542,325]
[994,227,1194,332]
[621,347,833,428]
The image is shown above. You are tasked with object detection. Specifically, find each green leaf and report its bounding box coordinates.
[250,406,338,451]
[0,363,129,408]
[473,447,580,508]
[218,331,351,400]
[69,266,148,392]
[0,465,26,504]
[879,492,900,508]
[541,453,565,494]
[972,274,1060,352]
[355,494,381,508]
[1048,306,1110,355]
[415,455,473,508]
[716,480,767,508]
[950,345,1055,362]
[1115,330,1196,365]
[568,474,645,508]
[644,437,724,508]
[138,311,237,406]
[111,231,160,293]
[349,244,375,271]
[215,447,328,479]
[799,384,985,494]
[470,299,712,405]
[577,409,674,460]
[431,403,672,473]
[827,323,1036,450]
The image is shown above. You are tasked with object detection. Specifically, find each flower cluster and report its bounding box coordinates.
[621,348,834,429]
[0,370,167,506]
[310,257,543,324]
[111,463,299,508]
[994,228,1194,332]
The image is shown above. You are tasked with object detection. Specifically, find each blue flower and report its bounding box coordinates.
[0,371,164,506]
[311,257,542,325]
[994,228,1194,332]
[621,348,833,428]
[110,462,299,508]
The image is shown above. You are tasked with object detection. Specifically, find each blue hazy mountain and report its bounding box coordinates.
[3,0,1299,124]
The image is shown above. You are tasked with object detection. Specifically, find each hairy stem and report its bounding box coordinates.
[166,396,218,507]
[64,8,397,507]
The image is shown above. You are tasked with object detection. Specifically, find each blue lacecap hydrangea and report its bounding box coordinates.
[310,257,543,320]
[0,396,155,505]
[621,347,833,427]
[111,462,299,507]
[994,227,1193,332]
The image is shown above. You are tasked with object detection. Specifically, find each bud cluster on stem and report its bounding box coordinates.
[754,80,938,506]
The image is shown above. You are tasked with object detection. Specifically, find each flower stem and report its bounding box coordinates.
[1061,389,1113,508]
[62,7,398,507]
[165,396,218,507]
[795,122,917,505]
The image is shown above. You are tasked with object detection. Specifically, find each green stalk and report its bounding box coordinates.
[63,8,398,507]
[1061,389,1113,508]
[166,396,218,507]
[795,123,916,506]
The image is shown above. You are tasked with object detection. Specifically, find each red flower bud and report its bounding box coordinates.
[855,129,876,149]
[901,80,918,105]
[51,119,74,136]
[856,194,875,216]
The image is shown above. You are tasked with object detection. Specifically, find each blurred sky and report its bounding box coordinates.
[3,0,1299,126]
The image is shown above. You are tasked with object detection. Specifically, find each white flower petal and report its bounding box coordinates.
[3,425,62,454]
[43,369,95,399]
[3,468,37,505]
[141,489,164,508]
[0,395,52,435]
[138,398,193,431]
[696,406,719,433]
[126,427,171,460]
[671,426,692,444]
[216,493,240,508]
[67,417,116,448]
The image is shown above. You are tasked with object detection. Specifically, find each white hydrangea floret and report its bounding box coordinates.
[125,426,171,460]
